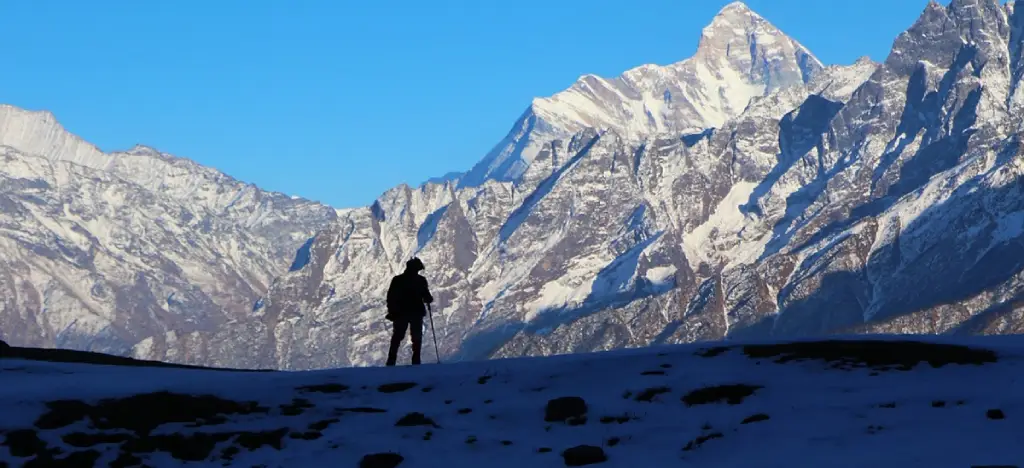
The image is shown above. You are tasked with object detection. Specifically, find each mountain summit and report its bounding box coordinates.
[695,1,821,93]
[459,2,822,188]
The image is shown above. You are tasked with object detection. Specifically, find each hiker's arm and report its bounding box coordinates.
[420,278,434,304]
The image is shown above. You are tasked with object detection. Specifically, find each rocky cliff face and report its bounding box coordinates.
[6,1,1024,371]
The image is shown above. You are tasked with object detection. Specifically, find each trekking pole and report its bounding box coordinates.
[427,304,441,364]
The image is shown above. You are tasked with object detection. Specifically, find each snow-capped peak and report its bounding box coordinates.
[700,0,788,46]
[457,3,824,187]
[0,104,108,168]
[710,1,763,24]
[694,1,823,90]
[528,1,822,138]
[120,144,163,156]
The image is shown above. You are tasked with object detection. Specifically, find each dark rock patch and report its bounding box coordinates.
[115,428,288,462]
[567,416,587,426]
[501,440,513,446]
[110,452,143,468]
[396,412,439,428]
[621,391,633,399]
[478,375,493,384]
[562,445,607,466]
[35,393,266,435]
[359,452,404,468]
[682,432,724,451]
[606,437,620,447]
[123,432,234,461]
[26,450,102,468]
[444,399,453,404]
[335,407,387,414]
[220,445,240,460]
[696,347,729,358]
[599,415,632,424]
[682,384,763,406]
[878,402,897,409]
[421,387,434,393]
[457,408,473,414]
[484,399,494,404]
[987,409,1006,420]
[280,398,314,416]
[34,400,92,430]
[932,400,947,408]
[538,447,552,453]
[0,339,10,356]
[635,386,671,402]
[741,413,770,425]
[297,383,349,394]
[378,382,418,393]
[62,431,133,447]
[3,429,50,457]
[235,428,289,451]
[739,340,998,371]
[289,431,322,440]
[309,418,339,431]
[660,363,672,368]
[186,415,228,427]
[545,396,588,423]
[866,425,884,434]
[465,436,477,444]
[640,370,666,376]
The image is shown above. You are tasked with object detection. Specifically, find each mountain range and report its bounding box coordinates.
[3,0,1024,370]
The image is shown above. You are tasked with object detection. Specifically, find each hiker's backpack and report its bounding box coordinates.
[385,274,405,321]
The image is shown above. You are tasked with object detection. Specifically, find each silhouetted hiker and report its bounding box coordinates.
[385,258,434,366]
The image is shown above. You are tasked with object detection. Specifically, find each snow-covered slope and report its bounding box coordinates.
[0,108,337,354]
[1,336,1020,467]
[0,105,337,261]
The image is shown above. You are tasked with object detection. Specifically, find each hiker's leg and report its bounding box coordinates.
[410,317,423,365]
[386,320,408,366]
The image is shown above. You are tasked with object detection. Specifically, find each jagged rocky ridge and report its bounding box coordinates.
[6,1,1024,370]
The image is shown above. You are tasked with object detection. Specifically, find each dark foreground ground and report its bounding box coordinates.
[1,336,1022,467]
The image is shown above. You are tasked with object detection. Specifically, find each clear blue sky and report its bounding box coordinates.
[0,0,929,208]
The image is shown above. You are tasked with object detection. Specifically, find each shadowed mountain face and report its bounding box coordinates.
[5,1,1024,370]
